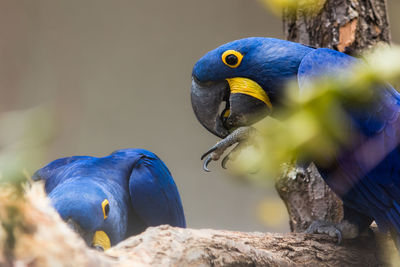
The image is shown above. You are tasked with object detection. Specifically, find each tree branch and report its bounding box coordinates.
[1,184,396,266]
[106,225,393,266]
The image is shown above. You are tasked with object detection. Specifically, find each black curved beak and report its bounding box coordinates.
[191,76,271,138]
[191,76,230,138]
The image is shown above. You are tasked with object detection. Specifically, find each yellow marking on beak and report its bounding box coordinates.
[226,77,272,109]
[92,230,111,250]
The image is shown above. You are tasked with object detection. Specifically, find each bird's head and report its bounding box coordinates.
[49,179,125,251]
[191,37,313,138]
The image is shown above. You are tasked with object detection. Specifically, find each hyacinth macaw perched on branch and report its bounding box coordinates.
[191,37,400,247]
[33,148,186,251]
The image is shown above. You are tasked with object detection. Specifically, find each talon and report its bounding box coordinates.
[201,147,217,160]
[221,154,230,169]
[203,156,212,172]
[200,127,256,171]
[305,221,344,244]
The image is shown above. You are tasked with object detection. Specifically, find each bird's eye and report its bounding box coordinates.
[222,50,243,68]
[102,199,110,219]
[226,54,238,65]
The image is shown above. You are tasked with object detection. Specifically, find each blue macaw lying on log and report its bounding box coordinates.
[33,148,186,250]
[191,37,400,247]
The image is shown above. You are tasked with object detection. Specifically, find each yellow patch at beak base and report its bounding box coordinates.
[226,77,272,109]
[92,230,111,250]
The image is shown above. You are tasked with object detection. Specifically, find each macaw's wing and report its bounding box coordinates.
[115,149,186,228]
[297,48,400,233]
[297,48,356,86]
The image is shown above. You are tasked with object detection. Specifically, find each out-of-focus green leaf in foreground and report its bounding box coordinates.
[258,0,326,16]
[0,107,53,262]
[233,45,400,178]
[0,107,53,194]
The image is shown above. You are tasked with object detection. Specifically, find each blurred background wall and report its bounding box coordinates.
[1,0,399,233]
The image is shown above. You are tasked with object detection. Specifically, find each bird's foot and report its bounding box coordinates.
[305,220,360,244]
[201,126,256,172]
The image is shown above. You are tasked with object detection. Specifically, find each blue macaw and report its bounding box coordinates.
[33,148,186,250]
[191,37,400,246]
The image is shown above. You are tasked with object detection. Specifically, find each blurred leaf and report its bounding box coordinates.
[0,107,53,193]
[0,107,53,262]
[257,197,289,228]
[234,46,400,177]
[258,0,326,16]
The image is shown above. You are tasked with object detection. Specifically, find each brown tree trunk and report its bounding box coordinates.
[277,0,391,232]
[283,0,391,53]
[276,164,344,232]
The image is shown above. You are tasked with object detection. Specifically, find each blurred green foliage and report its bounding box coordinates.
[0,108,53,194]
[259,0,326,16]
[236,46,400,177]
[0,107,53,262]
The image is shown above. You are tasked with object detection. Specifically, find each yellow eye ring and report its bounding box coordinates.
[102,199,110,219]
[222,50,243,68]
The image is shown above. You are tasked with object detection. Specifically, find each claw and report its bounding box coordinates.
[200,127,255,172]
[305,221,343,244]
[201,146,217,160]
[220,143,239,169]
[203,156,212,172]
[221,154,230,169]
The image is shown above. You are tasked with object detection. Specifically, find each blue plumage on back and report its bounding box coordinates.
[33,148,186,248]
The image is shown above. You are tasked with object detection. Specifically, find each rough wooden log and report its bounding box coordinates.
[0,184,397,267]
[107,225,395,267]
[277,0,391,232]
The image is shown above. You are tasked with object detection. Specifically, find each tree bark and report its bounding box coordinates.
[276,164,343,232]
[105,225,393,266]
[277,0,391,232]
[3,184,396,267]
[6,183,400,267]
[283,0,391,53]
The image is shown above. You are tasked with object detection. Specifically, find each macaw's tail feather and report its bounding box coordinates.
[390,205,400,230]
